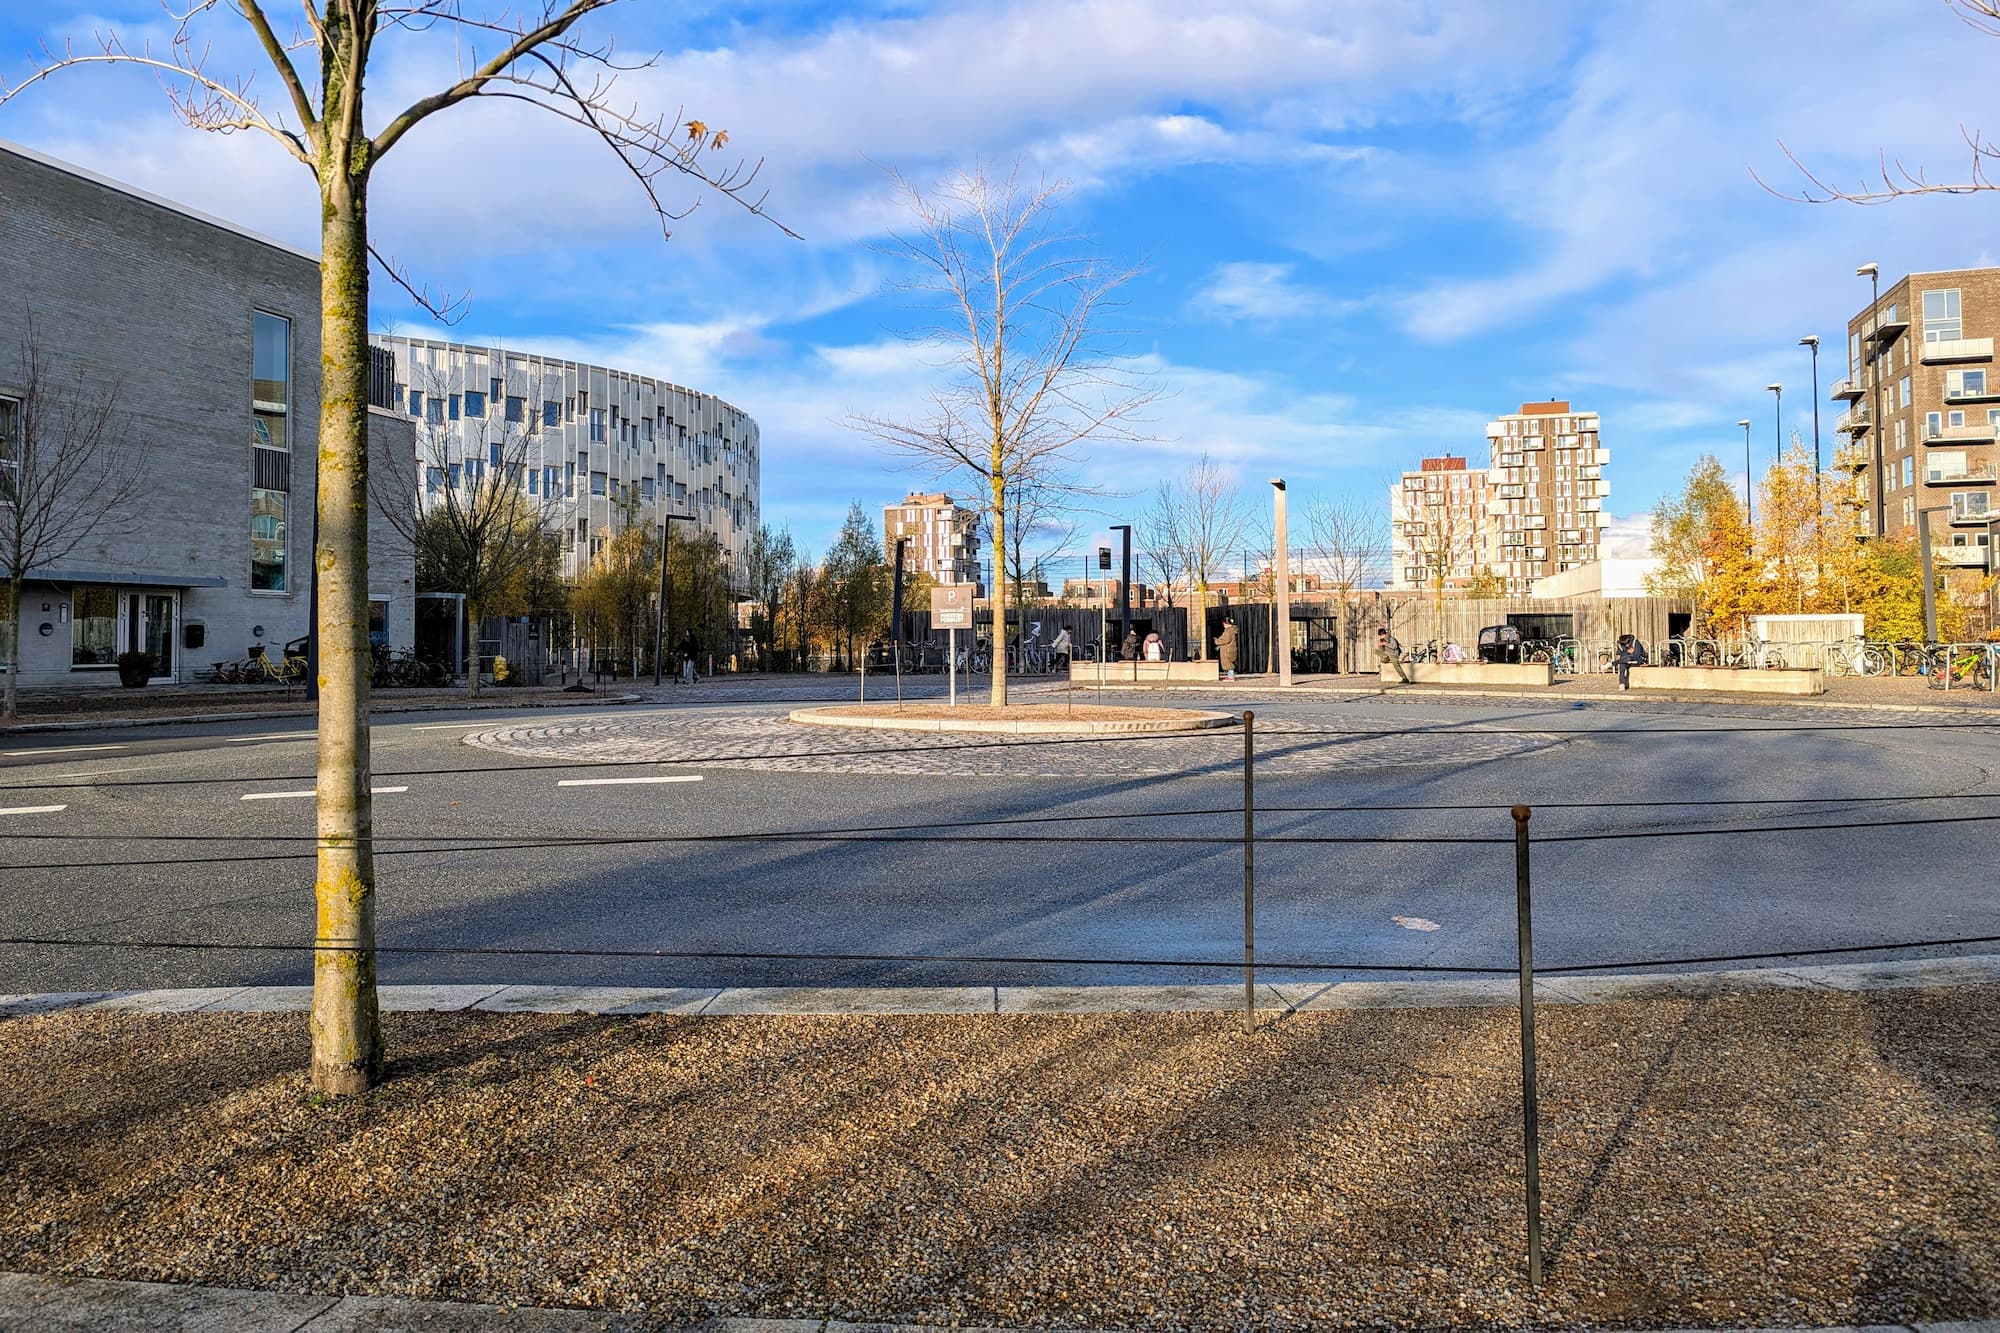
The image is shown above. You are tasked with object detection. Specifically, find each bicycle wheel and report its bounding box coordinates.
[1760,646,1787,670]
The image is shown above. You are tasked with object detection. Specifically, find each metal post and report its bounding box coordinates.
[1512,803,1543,1288]
[653,518,671,686]
[948,627,957,708]
[1920,506,1939,644]
[1242,708,1256,1034]
[1115,524,1133,655]
[891,537,907,703]
[1271,479,1292,687]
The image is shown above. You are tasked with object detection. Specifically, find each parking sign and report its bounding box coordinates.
[930,583,974,629]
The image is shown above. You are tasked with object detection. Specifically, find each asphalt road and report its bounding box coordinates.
[3,688,1998,993]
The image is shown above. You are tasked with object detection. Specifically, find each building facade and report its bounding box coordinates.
[371,337,759,581]
[0,140,415,691]
[883,491,982,589]
[1389,455,1489,592]
[1836,266,2000,571]
[1482,400,1610,593]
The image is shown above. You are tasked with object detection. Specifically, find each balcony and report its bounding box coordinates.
[1924,462,1998,486]
[1830,377,1864,401]
[1868,308,1909,342]
[1949,501,1994,525]
[1835,405,1872,434]
[1945,380,1999,403]
[1922,336,1994,364]
[1935,541,1992,568]
[1833,444,1870,472]
[1927,420,2000,445]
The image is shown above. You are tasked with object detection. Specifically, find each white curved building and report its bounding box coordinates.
[371,336,758,578]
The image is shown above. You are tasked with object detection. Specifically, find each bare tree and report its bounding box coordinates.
[1301,493,1385,597]
[375,369,563,695]
[847,162,1153,705]
[996,472,1084,637]
[1758,3,1999,203]
[2,0,789,1095]
[1,328,149,719]
[1149,454,1250,660]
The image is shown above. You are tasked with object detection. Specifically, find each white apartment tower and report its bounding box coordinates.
[883,491,983,591]
[372,336,758,580]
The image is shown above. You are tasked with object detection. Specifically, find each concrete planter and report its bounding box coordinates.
[1379,661,1556,687]
[1628,666,1825,695]
[1069,660,1223,685]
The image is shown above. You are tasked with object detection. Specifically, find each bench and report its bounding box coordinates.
[1627,666,1825,695]
[1069,660,1223,685]
[1379,661,1556,687]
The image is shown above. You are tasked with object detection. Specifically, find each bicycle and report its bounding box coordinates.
[1822,637,1888,677]
[1928,643,1995,690]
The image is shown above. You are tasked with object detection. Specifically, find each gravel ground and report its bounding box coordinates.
[3,988,1996,1331]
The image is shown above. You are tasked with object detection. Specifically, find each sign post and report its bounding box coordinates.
[931,583,974,709]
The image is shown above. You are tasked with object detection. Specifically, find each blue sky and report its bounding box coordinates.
[3,0,1997,568]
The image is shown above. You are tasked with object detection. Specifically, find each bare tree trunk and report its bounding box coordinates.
[464,597,483,696]
[2,577,20,719]
[1193,581,1208,660]
[989,470,1007,706]
[310,158,382,1097]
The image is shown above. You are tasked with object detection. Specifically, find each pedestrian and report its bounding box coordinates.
[1121,628,1140,661]
[679,631,699,686]
[1377,627,1411,683]
[1613,632,1648,690]
[1050,625,1072,670]
[1216,617,1238,681]
[1143,631,1164,661]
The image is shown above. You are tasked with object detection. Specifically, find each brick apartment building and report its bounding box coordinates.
[1482,401,1611,593]
[1835,265,2000,573]
[1389,455,1489,591]
[883,491,983,591]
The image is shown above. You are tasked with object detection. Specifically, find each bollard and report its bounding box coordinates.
[1512,803,1544,1288]
[1242,709,1256,1034]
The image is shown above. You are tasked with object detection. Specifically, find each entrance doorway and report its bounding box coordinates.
[122,592,177,681]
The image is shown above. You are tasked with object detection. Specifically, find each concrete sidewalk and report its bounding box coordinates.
[2,1272,1995,1333]
[7,953,1997,1021]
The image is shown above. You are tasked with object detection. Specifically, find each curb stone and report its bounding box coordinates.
[6,954,1997,1021]
[1069,678,2000,717]
[0,1274,1993,1333]
[0,694,642,736]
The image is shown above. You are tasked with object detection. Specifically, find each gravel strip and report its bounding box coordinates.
[3,988,1995,1330]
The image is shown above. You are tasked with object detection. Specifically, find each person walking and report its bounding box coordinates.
[679,631,700,686]
[1121,628,1140,662]
[1216,617,1238,681]
[1377,627,1411,684]
[1613,633,1648,690]
[1050,625,1072,670]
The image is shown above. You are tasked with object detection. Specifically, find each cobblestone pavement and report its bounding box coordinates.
[465,705,1568,776]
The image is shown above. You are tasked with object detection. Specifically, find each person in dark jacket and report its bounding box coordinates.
[1377,627,1411,683]
[1215,618,1238,681]
[679,631,700,685]
[1120,628,1140,661]
[1613,633,1648,690]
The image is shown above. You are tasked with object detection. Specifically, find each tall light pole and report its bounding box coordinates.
[1738,419,1754,525]
[889,536,908,701]
[1800,336,1823,499]
[1110,523,1133,656]
[1766,382,1783,466]
[1859,262,1884,537]
[1270,478,1291,686]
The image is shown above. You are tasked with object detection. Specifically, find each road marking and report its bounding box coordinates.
[2,744,128,757]
[411,723,482,730]
[240,786,410,801]
[222,732,312,743]
[1393,916,1442,933]
[556,775,704,788]
[43,765,153,781]
[0,804,67,816]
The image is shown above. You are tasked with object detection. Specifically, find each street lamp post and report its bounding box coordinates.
[1270,478,1291,687]
[889,536,908,702]
[1738,419,1754,525]
[651,512,697,686]
[1859,262,1884,537]
[1766,382,1783,465]
[1800,336,1823,503]
[1111,523,1133,662]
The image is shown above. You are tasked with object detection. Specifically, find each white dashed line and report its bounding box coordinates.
[2,744,128,757]
[0,805,68,816]
[222,732,312,744]
[240,786,410,801]
[555,775,704,787]
[410,724,482,730]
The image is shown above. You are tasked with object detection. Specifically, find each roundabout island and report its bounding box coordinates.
[787,701,1238,734]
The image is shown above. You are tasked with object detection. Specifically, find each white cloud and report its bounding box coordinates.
[1191,261,1356,324]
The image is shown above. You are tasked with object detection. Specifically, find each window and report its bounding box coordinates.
[544,401,561,427]
[641,476,655,499]
[1923,288,1963,342]
[463,390,486,418]
[1895,419,1907,450]
[1950,410,1966,428]
[408,389,423,416]
[0,395,17,502]
[71,587,116,666]
[488,442,502,467]
[251,312,292,592]
[1928,411,1944,439]
[589,471,607,495]
[589,409,606,442]
[448,394,460,421]
[505,396,526,423]
[1928,451,1967,482]
[1947,369,1989,400]
[425,397,444,425]
[426,466,444,495]
[368,600,390,651]
[1900,375,1912,408]
[1952,492,1990,521]
[528,468,539,496]
[1902,456,1914,488]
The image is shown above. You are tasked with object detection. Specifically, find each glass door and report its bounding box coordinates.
[121,592,177,681]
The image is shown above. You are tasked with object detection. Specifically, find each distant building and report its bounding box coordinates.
[1835,266,2000,569]
[884,492,982,590]
[1389,455,1490,592]
[1482,401,1610,593]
